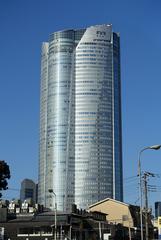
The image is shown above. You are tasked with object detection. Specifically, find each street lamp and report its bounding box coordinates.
[48,189,57,240]
[138,144,161,240]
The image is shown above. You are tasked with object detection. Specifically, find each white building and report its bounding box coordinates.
[38,24,123,211]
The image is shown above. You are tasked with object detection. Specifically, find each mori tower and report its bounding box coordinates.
[38,24,123,211]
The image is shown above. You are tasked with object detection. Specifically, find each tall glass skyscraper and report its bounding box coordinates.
[38,24,123,211]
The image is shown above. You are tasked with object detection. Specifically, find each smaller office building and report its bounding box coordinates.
[155,202,161,218]
[20,179,37,204]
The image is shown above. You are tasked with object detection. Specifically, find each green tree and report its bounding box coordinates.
[0,160,10,198]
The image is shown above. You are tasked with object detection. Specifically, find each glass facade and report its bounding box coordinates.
[20,179,36,203]
[38,25,123,211]
[38,43,48,206]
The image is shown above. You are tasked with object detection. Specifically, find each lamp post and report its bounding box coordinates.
[48,189,57,240]
[138,145,161,240]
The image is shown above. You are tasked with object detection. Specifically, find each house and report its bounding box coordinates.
[89,198,154,239]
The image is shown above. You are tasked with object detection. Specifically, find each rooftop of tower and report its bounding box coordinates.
[49,24,113,41]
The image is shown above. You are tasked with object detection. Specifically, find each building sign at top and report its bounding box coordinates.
[96,31,106,37]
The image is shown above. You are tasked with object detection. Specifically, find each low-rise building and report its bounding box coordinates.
[0,201,115,240]
[1,199,154,240]
[89,198,154,239]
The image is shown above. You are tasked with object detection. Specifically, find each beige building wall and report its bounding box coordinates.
[89,198,134,228]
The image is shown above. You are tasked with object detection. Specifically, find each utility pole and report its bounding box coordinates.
[143,172,155,240]
[143,172,149,240]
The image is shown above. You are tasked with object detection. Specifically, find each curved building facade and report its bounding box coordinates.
[38,24,123,211]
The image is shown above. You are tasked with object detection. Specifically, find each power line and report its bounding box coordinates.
[7,188,20,192]
[124,175,138,181]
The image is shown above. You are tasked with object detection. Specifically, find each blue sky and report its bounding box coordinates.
[1,0,161,210]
